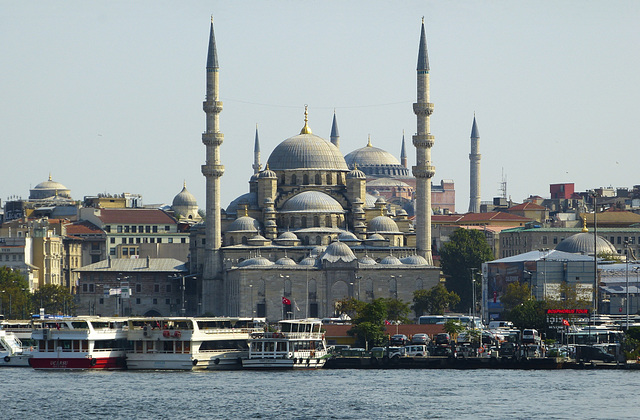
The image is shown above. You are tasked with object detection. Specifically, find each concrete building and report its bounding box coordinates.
[195,19,441,319]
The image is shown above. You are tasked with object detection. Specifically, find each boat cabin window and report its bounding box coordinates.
[71,321,88,329]
[92,321,110,330]
[277,342,287,352]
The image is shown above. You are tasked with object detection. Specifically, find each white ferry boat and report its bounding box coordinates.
[0,329,33,367]
[29,317,127,370]
[242,319,329,370]
[126,317,264,370]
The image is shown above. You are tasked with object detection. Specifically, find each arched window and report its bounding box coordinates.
[303,174,309,185]
[281,174,286,185]
[301,217,307,228]
[315,236,321,245]
[313,216,319,227]
[315,174,321,185]
[229,237,235,246]
[326,215,332,227]
[242,236,248,245]
[326,173,332,184]
[291,174,297,185]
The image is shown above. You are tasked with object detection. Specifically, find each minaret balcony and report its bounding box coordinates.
[203,100,223,113]
[201,164,225,178]
[412,165,436,179]
[413,102,434,116]
[202,132,224,146]
[412,134,435,148]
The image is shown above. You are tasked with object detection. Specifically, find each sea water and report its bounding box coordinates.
[2,368,638,419]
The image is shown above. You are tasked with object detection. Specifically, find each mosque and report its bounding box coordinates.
[189,19,441,320]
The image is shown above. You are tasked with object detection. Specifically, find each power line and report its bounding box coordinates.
[222,98,411,110]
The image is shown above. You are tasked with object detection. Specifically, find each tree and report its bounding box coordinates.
[347,298,388,349]
[32,284,76,316]
[0,267,31,319]
[507,299,548,331]
[383,298,411,324]
[443,319,465,338]
[412,284,460,315]
[500,282,532,312]
[334,297,365,321]
[440,228,494,312]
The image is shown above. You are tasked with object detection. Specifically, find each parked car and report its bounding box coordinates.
[412,333,430,345]
[405,345,429,357]
[435,333,451,346]
[390,334,410,346]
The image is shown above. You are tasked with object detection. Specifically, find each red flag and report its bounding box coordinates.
[384,320,392,325]
[282,296,291,305]
[562,319,570,327]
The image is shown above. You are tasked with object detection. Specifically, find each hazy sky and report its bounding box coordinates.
[2,1,638,213]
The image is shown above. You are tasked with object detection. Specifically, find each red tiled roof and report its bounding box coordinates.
[97,209,176,225]
[458,212,531,223]
[509,202,546,211]
[65,220,103,235]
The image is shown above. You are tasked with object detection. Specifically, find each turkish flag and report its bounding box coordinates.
[562,319,570,327]
[282,297,291,305]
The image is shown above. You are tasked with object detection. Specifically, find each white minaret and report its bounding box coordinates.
[252,124,262,174]
[468,115,481,213]
[412,18,434,265]
[202,18,224,293]
[330,110,340,150]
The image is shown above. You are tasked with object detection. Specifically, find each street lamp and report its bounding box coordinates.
[470,268,477,323]
[280,274,290,320]
[249,284,253,318]
[625,241,630,330]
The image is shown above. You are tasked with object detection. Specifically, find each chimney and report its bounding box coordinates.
[146,255,150,268]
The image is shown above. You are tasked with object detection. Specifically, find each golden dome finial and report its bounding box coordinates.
[48,173,52,181]
[300,104,312,134]
[211,15,214,23]
[582,216,588,233]
[367,135,372,147]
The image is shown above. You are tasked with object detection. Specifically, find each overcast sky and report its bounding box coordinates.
[1,1,638,213]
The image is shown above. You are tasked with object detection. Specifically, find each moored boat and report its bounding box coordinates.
[28,317,127,370]
[126,317,264,370]
[242,318,328,370]
[0,329,33,367]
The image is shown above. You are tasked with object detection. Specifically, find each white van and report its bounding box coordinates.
[488,320,514,330]
[404,345,429,357]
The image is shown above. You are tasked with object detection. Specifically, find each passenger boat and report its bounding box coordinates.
[242,319,329,369]
[28,317,127,370]
[126,317,264,370]
[0,329,33,367]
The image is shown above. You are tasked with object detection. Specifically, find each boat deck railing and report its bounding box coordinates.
[250,332,324,340]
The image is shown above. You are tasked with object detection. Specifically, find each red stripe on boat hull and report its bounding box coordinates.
[29,356,126,370]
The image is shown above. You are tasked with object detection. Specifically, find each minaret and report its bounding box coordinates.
[400,130,407,168]
[201,17,225,286]
[412,18,434,265]
[330,110,340,149]
[252,124,262,174]
[468,114,481,213]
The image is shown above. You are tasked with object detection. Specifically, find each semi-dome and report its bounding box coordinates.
[321,241,357,263]
[226,216,260,233]
[380,255,402,265]
[400,255,429,265]
[281,191,344,213]
[299,256,318,266]
[555,232,617,255]
[338,231,359,241]
[267,133,349,171]
[226,192,258,215]
[277,231,298,240]
[238,257,274,267]
[368,233,386,241]
[368,215,400,233]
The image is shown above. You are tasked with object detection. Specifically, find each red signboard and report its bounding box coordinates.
[545,309,589,315]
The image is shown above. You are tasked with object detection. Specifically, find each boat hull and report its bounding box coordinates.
[28,356,126,370]
[242,357,326,370]
[0,354,32,367]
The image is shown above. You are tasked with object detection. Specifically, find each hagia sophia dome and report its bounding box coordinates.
[344,136,409,178]
[30,174,72,200]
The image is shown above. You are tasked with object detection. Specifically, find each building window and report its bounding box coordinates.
[136,238,141,243]
[181,238,186,244]
[168,238,173,243]
[110,238,115,244]
[136,298,141,304]
[153,298,158,305]
[117,226,123,233]
[105,225,111,233]
[136,284,141,293]
[542,236,547,245]
[154,284,160,293]
[166,284,172,293]
[165,299,170,305]
[153,226,158,233]
[124,226,130,233]
[145,226,151,233]
[165,226,170,232]
[131,226,137,233]
[82,284,88,292]
[110,248,116,255]
[99,298,104,305]
[157,238,162,243]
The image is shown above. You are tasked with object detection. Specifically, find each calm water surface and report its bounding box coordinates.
[2,368,639,419]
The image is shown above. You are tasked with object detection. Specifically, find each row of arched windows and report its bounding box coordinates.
[280,172,345,186]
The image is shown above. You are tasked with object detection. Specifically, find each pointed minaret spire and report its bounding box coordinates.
[330,109,340,149]
[412,17,434,265]
[400,130,407,168]
[206,16,219,69]
[202,17,225,290]
[253,124,262,174]
[468,114,481,213]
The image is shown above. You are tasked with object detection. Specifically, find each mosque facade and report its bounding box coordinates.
[191,19,441,320]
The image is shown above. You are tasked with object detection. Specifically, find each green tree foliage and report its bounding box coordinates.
[32,284,76,316]
[507,299,548,331]
[412,284,460,315]
[334,297,365,321]
[0,267,31,319]
[383,298,411,324]
[439,228,494,312]
[443,319,465,338]
[500,282,532,312]
[347,298,389,349]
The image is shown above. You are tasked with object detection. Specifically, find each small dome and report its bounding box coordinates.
[359,256,377,265]
[347,168,366,179]
[375,196,387,204]
[396,209,408,216]
[278,231,298,240]
[226,216,261,232]
[338,231,359,241]
[250,173,259,182]
[172,184,198,208]
[281,191,344,213]
[368,233,386,241]
[267,133,349,171]
[344,142,402,167]
[321,241,357,263]
[250,234,267,241]
[400,255,429,265]
[34,177,68,191]
[310,246,327,257]
[226,192,258,215]
[299,256,318,266]
[555,232,617,255]
[238,257,274,267]
[380,255,402,265]
[259,167,277,178]
[275,257,297,266]
[368,215,400,233]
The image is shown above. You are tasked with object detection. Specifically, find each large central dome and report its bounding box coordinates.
[267,133,349,171]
